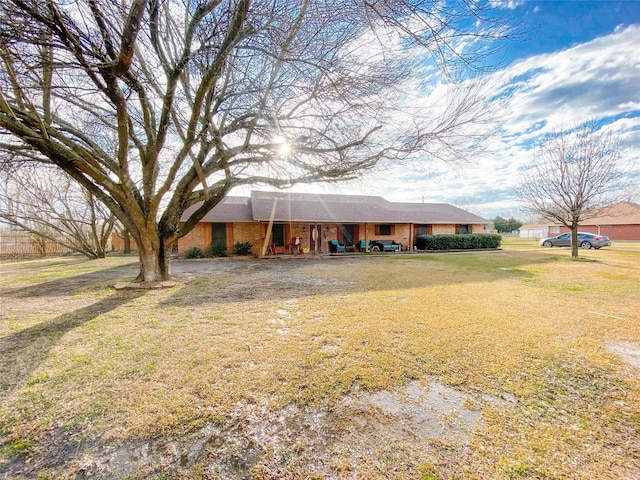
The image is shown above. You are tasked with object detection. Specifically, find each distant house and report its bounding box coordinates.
[517,202,640,241]
[555,202,640,240]
[176,191,491,255]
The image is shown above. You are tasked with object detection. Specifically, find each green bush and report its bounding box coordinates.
[232,241,253,256]
[415,234,501,250]
[183,246,204,259]
[206,242,228,257]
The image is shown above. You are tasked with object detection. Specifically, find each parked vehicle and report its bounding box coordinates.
[539,232,611,249]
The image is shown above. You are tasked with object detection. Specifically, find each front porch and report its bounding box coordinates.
[259,222,413,257]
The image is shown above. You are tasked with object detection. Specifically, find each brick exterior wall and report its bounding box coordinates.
[432,224,455,235]
[431,224,487,235]
[178,222,262,256]
[111,233,138,252]
[111,234,125,251]
[177,221,492,256]
[234,223,262,254]
[558,224,640,241]
[360,223,413,249]
[359,223,488,250]
[178,223,209,254]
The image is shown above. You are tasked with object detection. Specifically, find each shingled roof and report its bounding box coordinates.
[182,196,254,222]
[181,191,489,224]
[582,202,640,225]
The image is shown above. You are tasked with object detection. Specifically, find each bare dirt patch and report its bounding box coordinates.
[67,379,504,479]
[605,341,640,368]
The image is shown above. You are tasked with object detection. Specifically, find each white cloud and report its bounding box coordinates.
[489,0,526,10]
[234,25,640,219]
[497,25,640,135]
[383,25,640,217]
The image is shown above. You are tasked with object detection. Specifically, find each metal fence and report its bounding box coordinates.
[0,233,74,259]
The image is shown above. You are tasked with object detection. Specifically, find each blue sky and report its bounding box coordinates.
[503,0,640,62]
[242,1,640,220]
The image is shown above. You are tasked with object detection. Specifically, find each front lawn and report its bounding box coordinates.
[1,248,638,479]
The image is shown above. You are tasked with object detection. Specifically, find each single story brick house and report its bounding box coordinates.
[554,202,640,240]
[177,191,491,256]
[518,202,640,241]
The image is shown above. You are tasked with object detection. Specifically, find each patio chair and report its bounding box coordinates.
[329,239,346,253]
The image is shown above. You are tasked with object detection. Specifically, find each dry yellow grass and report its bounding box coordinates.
[1,246,638,479]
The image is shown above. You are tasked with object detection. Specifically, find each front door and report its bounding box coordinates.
[271,223,285,247]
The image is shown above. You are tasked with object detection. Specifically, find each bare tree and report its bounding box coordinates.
[0,0,516,282]
[516,120,627,258]
[0,165,116,258]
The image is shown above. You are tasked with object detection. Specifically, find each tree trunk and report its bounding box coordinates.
[159,242,172,279]
[136,236,173,283]
[123,231,131,254]
[570,227,579,258]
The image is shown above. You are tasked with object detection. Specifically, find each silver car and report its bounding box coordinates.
[539,232,611,249]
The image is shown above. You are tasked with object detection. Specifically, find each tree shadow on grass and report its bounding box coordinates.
[161,252,550,307]
[2,263,139,298]
[0,290,145,407]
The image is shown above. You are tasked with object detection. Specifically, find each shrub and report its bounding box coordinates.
[183,247,204,259]
[232,241,253,256]
[206,242,228,257]
[415,234,501,251]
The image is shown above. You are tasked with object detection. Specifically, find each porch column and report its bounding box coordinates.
[410,224,414,250]
[262,221,274,256]
[364,223,368,252]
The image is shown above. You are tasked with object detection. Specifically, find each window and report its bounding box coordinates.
[416,224,432,236]
[375,224,394,236]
